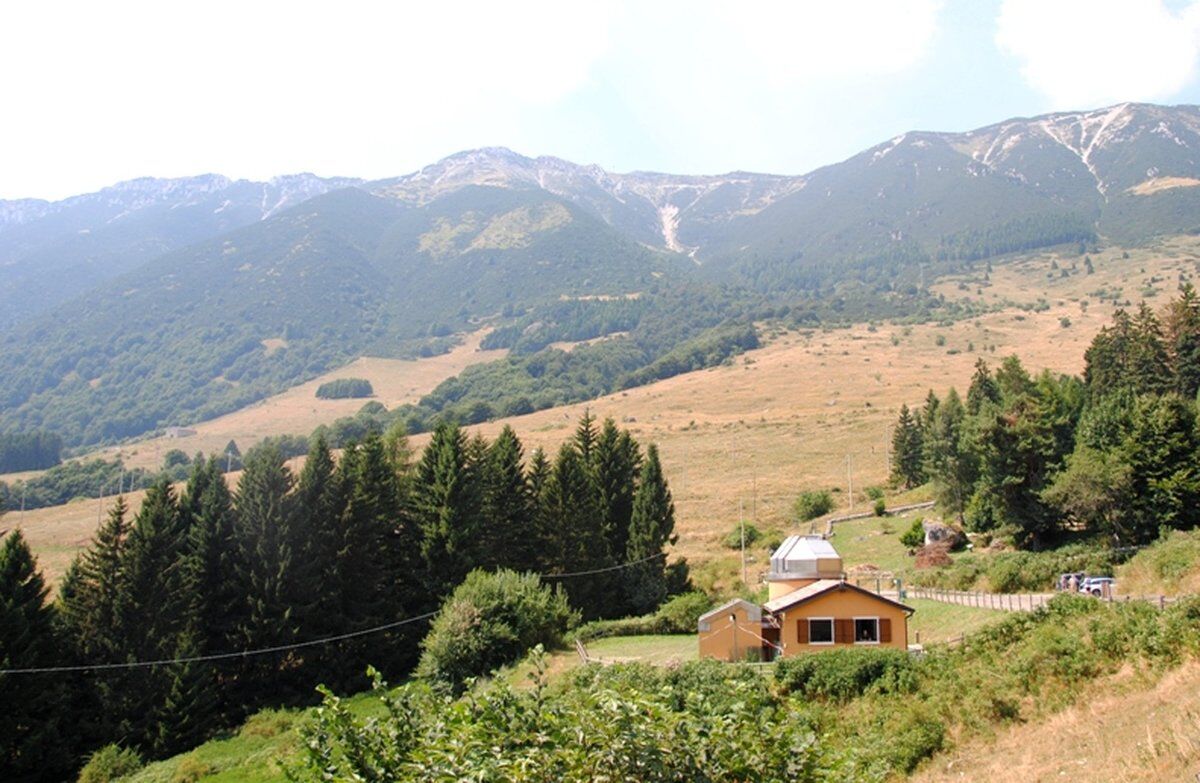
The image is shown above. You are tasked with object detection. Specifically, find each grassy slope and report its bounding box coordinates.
[1117,529,1200,596]
[912,661,1200,783]
[17,236,1200,592]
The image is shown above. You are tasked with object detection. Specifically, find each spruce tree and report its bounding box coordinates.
[966,359,1000,414]
[574,409,599,464]
[542,443,612,619]
[526,447,553,571]
[480,426,535,572]
[292,436,343,656]
[181,460,240,657]
[0,530,73,781]
[624,444,676,615]
[412,423,480,601]
[890,404,925,489]
[592,419,641,562]
[334,434,410,682]
[924,389,976,525]
[1165,283,1200,398]
[232,445,297,704]
[151,626,218,758]
[115,480,193,750]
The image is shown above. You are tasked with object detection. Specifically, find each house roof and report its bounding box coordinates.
[697,598,762,625]
[762,579,915,615]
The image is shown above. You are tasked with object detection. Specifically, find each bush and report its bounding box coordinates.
[571,591,714,641]
[774,647,919,702]
[315,377,374,399]
[417,569,578,692]
[653,591,713,632]
[78,744,143,783]
[794,490,834,521]
[900,518,925,549]
[872,498,887,516]
[723,522,761,549]
[864,486,885,500]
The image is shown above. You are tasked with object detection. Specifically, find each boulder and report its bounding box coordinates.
[923,520,967,550]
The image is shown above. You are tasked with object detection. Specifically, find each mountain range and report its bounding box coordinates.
[2,102,1200,447]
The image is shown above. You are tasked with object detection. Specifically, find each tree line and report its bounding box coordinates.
[0,430,63,473]
[0,413,681,780]
[891,285,1200,548]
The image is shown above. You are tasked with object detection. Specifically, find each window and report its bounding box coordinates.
[854,618,879,644]
[808,618,833,645]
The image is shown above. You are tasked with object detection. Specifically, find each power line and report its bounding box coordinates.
[540,551,665,578]
[0,552,670,676]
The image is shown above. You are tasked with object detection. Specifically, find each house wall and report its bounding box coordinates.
[768,577,818,600]
[698,603,766,661]
[776,589,908,656]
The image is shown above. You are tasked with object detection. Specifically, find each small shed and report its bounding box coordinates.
[697,599,765,662]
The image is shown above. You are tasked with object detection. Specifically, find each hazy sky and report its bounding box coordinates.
[4,0,1200,200]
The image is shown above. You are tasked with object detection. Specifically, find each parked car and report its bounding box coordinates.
[1078,576,1116,598]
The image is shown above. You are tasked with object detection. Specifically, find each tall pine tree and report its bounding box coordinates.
[412,423,480,601]
[0,530,73,781]
[624,444,676,615]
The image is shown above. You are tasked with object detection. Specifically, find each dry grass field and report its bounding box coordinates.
[98,330,506,473]
[913,661,1200,783]
[13,237,1200,593]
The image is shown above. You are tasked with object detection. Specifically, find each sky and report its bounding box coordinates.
[4,0,1200,200]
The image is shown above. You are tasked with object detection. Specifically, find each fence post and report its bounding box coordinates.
[1160,595,1165,611]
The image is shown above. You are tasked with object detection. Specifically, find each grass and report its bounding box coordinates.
[828,512,921,574]
[912,660,1200,783]
[585,634,698,664]
[1117,528,1200,596]
[905,598,1006,645]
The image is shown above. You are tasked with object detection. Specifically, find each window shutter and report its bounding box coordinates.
[835,619,853,644]
[880,618,892,643]
[797,619,809,644]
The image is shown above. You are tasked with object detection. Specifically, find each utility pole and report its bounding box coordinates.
[885,426,892,479]
[846,455,854,511]
[751,462,758,526]
[739,497,747,585]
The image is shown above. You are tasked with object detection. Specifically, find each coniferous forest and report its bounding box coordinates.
[891,285,1200,548]
[0,413,681,781]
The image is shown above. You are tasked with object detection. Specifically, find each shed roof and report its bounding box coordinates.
[697,598,762,625]
[762,579,915,615]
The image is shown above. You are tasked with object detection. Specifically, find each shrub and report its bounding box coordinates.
[315,377,374,399]
[417,569,578,692]
[794,490,834,521]
[873,498,887,516]
[864,486,885,500]
[572,591,714,641]
[78,744,143,783]
[899,518,925,549]
[723,522,761,549]
[774,647,919,702]
[654,591,713,632]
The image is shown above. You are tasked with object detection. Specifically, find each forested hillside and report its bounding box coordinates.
[0,174,361,326]
[892,285,1200,548]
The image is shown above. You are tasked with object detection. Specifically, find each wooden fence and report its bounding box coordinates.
[905,586,1181,612]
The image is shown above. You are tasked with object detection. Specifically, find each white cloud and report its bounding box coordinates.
[996,0,1200,109]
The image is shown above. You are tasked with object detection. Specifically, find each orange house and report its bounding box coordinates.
[698,535,914,660]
